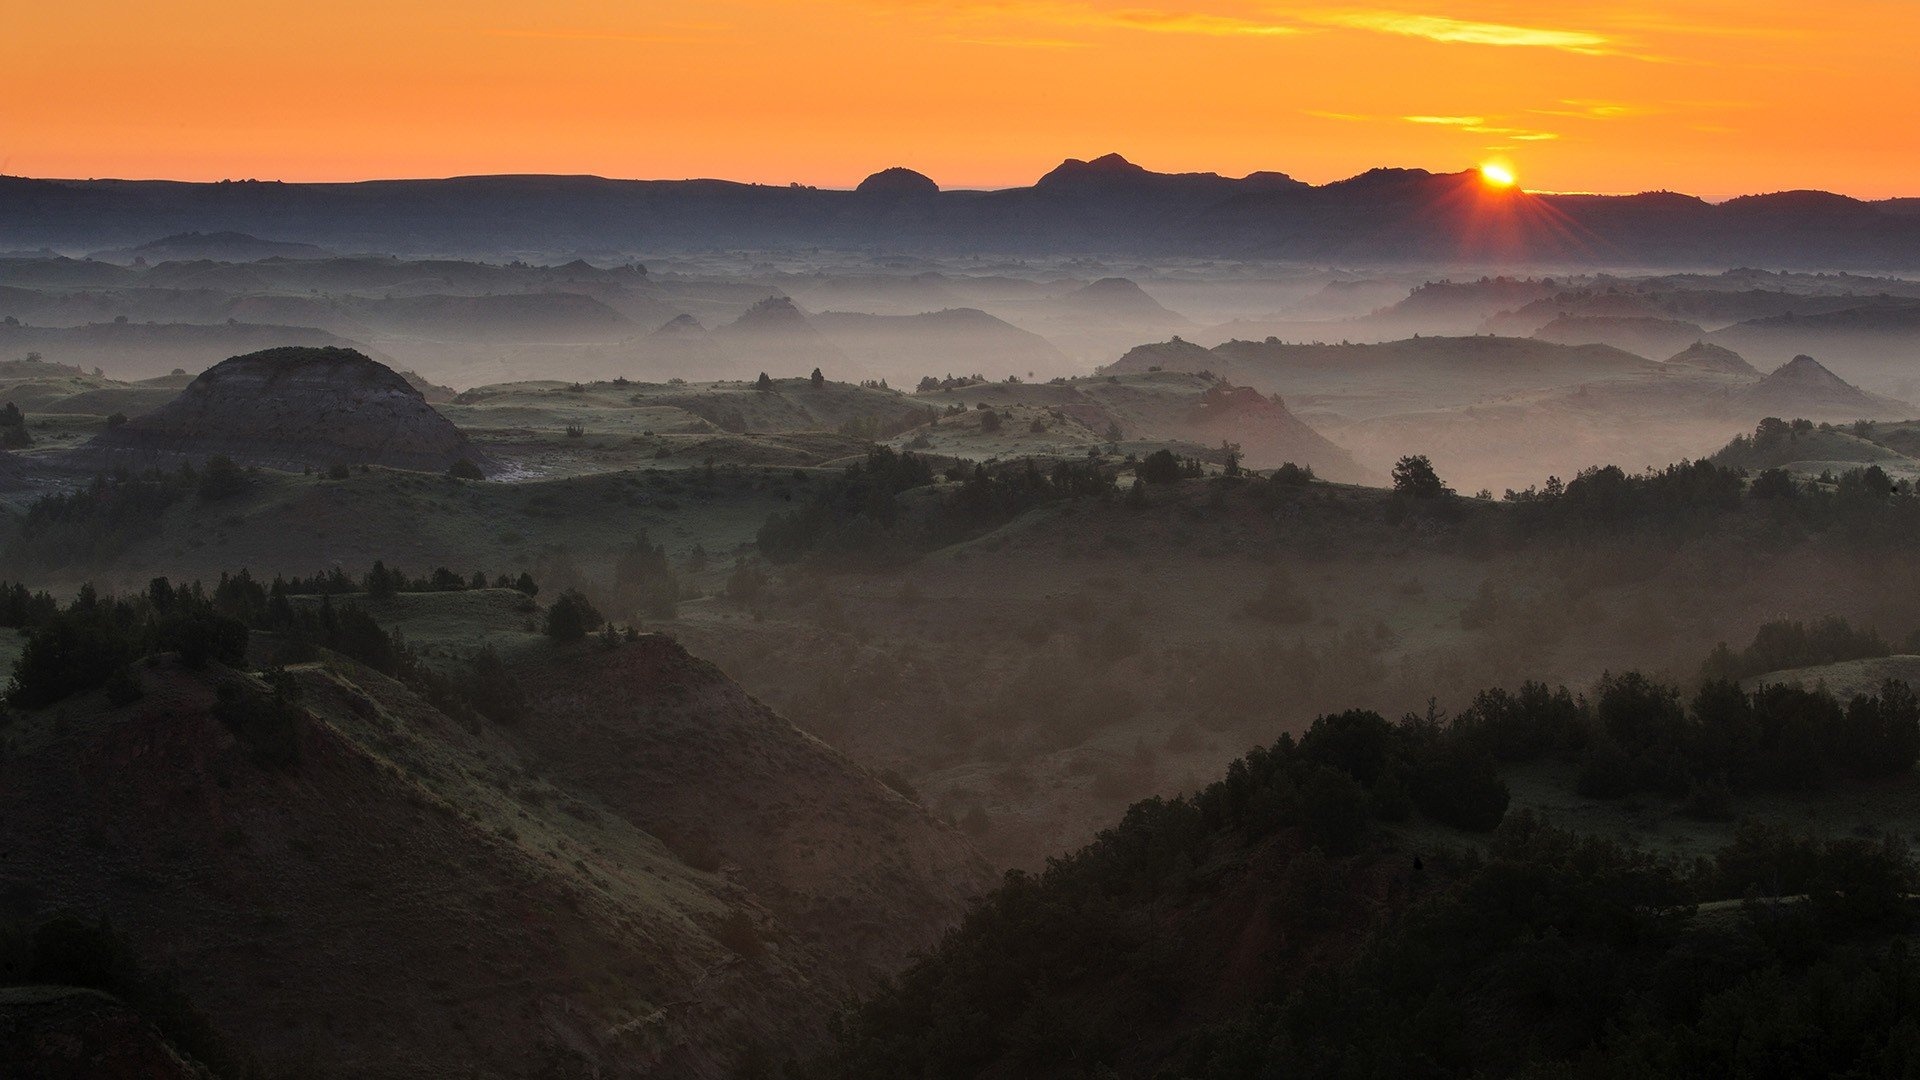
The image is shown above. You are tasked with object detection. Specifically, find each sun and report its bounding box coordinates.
[1479,162,1518,188]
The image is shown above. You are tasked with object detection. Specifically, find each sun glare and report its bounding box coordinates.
[1480,162,1518,188]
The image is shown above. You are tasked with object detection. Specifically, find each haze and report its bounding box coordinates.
[7,5,1920,1080]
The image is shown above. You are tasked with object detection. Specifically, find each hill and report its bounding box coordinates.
[1532,313,1710,360]
[91,231,336,264]
[710,297,845,373]
[1108,335,1663,421]
[0,320,366,381]
[1665,341,1760,377]
[1730,354,1907,419]
[1710,305,1920,395]
[901,369,1370,482]
[13,161,1920,267]
[87,346,487,474]
[0,610,987,1079]
[810,308,1067,383]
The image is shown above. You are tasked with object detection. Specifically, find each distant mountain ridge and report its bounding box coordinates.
[6,156,1920,267]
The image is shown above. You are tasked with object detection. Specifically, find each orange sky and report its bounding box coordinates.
[8,0,1917,197]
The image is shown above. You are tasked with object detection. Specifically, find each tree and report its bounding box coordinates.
[979,410,1002,433]
[7,612,134,708]
[755,372,774,392]
[543,589,602,643]
[1391,454,1448,498]
[810,367,825,388]
[1137,449,1200,484]
[363,560,402,600]
[197,455,249,501]
[447,459,484,480]
[0,402,31,448]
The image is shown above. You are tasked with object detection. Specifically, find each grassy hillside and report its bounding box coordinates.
[0,599,986,1078]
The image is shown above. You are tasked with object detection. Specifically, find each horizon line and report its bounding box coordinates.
[4,164,1911,204]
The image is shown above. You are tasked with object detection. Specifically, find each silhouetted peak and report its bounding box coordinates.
[726,295,813,331]
[653,313,706,336]
[1326,167,1438,190]
[1241,170,1309,192]
[1767,354,1848,385]
[856,167,940,197]
[1037,153,1151,189]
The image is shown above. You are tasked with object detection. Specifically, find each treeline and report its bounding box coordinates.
[1434,668,1919,805]
[0,567,535,730]
[809,673,1920,1080]
[757,447,1118,564]
[1493,429,1920,541]
[1703,614,1908,682]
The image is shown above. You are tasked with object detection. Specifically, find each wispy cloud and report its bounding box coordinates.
[1309,10,1616,55]
[1531,99,1655,119]
[1390,114,1559,140]
[947,34,1094,47]
[1024,3,1302,37]
[923,1,1303,41]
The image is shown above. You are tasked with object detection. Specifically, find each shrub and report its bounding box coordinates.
[543,589,603,643]
[197,455,250,501]
[1391,454,1448,498]
[7,612,135,709]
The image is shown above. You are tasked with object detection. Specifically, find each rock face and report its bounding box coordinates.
[90,346,487,474]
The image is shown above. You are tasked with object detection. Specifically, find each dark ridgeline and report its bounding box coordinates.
[6,155,1920,267]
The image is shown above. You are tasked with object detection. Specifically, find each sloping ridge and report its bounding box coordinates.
[0,639,988,1079]
[89,346,488,474]
[1182,383,1370,482]
[509,636,991,990]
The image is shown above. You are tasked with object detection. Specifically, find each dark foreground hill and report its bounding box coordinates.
[805,667,1920,1079]
[87,346,488,474]
[8,159,1920,268]
[0,618,988,1079]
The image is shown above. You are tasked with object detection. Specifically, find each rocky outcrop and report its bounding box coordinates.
[88,346,488,474]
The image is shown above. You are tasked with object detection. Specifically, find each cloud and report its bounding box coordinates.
[924,1,1302,40]
[1531,100,1656,119]
[1310,10,1616,55]
[1394,114,1560,141]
